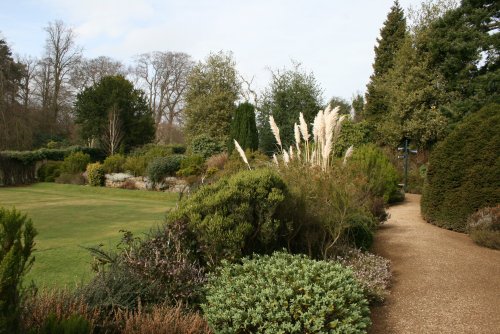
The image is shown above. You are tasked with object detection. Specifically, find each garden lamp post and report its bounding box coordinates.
[398,138,417,192]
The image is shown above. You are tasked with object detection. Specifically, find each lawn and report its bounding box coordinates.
[0,183,178,288]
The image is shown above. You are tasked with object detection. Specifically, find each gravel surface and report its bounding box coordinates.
[369,194,500,334]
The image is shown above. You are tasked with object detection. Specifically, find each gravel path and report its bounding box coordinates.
[369,194,500,334]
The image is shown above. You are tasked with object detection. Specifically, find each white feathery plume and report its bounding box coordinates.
[349,107,356,121]
[294,123,301,156]
[289,145,294,160]
[283,150,290,165]
[269,115,282,150]
[234,139,251,170]
[343,145,354,165]
[272,153,279,166]
[299,112,309,142]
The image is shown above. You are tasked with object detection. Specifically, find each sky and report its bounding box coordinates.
[0,0,424,102]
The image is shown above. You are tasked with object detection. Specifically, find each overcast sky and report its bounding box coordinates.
[1,0,424,102]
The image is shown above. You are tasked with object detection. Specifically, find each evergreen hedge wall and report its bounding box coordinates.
[421,104,500,231]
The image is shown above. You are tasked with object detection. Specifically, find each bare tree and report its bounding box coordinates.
[43,20,82,122]
[16,55,37,111]
[71,56,126,92]
[133,51,194,142]
[102,104,123,155]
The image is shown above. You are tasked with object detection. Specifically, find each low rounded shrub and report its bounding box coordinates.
[60,152,91,174]
[37,161,62,182]
[123,155,148,177]
[102,154,126,174]
[203,252,371,334]
[167,169,291,267]
[190,134,224,159]
[335,248,391,304]
[176,155,205,177]
[467,205,500,249]
[86,163,105,187]
[421,103,500,231]
[146,155,184,186]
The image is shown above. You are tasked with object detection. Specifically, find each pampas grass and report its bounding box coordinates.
[269,115,282,151]
[234,139,251,170]
[267,106,347,170]
[343,145,354,165]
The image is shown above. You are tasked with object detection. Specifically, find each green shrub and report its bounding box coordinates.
[421,103,500,231]
[279,161,378,259]
[55,173,86,185]
[203,252,370,334]
[168,144,187,154]
[333,120,372,157]
[124,155,148,177]
[37,161,62,182]
[348,144,403,204]
[467,205,500,249]
[60,152,91,174]
[335,248,391,304]
[86,162,105,187]
[146,155,184,186]
[176,155,205,177]
[0,208,37,334]
[36,313,91,334]
[167,169,291,267]
[190,134,224,159]
[102,154,126,173]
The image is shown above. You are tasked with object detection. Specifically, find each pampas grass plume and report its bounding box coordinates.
[269,115,282,150]
[234,139,251,170]
[343,145,354,165]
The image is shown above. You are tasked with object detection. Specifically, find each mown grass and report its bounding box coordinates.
[0,183,178,288]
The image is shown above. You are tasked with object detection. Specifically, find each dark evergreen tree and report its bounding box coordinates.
[228,102,259,153]
[74,75,155,152]
[364,1,407,122]
[0,208,37,334]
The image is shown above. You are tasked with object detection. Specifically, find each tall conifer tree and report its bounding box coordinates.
[364,1,407,122]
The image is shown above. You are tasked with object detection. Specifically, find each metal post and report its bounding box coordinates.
[404,138,409,192]
[398,139,417,192]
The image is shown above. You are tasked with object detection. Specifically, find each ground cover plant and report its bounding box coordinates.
[0,183,177,288]
[203,251,371,333]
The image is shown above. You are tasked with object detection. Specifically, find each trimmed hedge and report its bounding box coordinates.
[421,103,500,231]
[0,147,104,186]
[203,252,371,333]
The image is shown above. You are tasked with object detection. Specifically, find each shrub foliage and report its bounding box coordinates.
[0,208,37,333]
[203,252,371,334]
[86,162,105,187]
[467,205,500,249]
[421,103,500,231]
[167,169,291,267]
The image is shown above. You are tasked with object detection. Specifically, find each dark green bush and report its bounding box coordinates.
[124,144,176,176]
[37,161,62,182]
[0,208,37,334]
[348,144,403,204]
[168,144,187,154]
[176,155,205,177]
[167,169,291,267]
[190,134,224,159]
[35,313,91,334]
[102,154,126,174]
[333,120,372,157]
[467,205,500,249]
[146,155,184,186]
[86,162,105,187]
[421,103,500,231]
[203,252,370,334]
[60,152,91,174]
